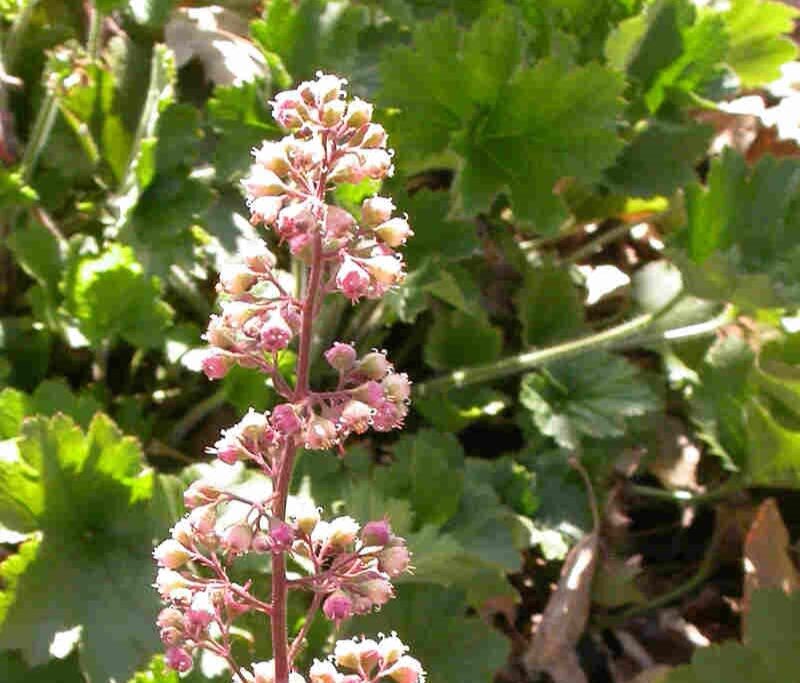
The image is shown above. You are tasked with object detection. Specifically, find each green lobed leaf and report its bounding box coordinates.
[453,59,625,232]
[207,81,276,181]
[520,351,660,449]
[424,308,503,371]
[395,188,480,270]
[61,241,174,349]
[380,14,476,160]
[604,119,712,197]
[0,414,168,682]
[721,0,799,87]
[251,0,369,83]
[516,263,585,347]
[680,149,800,308]
[376,429,465,527]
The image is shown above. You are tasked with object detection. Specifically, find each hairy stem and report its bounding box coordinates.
[416,302,735,396]
[271,442,297,683]
[273,136,330,680]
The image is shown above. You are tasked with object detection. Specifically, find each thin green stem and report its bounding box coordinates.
[628,479,746,507]
[20,88,57,182]
[560,221,632,265]
[87,4,102,63]
[416,300,734,397]
[4,0,38,70]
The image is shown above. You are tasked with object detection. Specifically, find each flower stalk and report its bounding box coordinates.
[152,73,423,683]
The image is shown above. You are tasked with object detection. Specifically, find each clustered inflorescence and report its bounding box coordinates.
[152,73,424,683]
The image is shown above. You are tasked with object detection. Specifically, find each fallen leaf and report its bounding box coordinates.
[523,531,598,683]
[742,498,800,626]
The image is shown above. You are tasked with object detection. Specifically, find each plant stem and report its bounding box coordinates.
[415,302,735,396]
[270,442,297,683]
[272,135,330,681]
[627,480,746,506]
[20,88,57,182]
[4,0,38,70]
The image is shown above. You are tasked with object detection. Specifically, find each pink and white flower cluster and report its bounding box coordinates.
[234,634,424,683]
[153,73,423,683]
[242,73,411,302]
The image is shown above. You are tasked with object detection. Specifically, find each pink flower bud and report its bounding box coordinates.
[351,380,385,406]
[310,658,342,683]
[345,98,373,128]
[157,607,185,630]
[244,239,277,272]
[272,90,306,128]
[238,408,271,439]
[361,519,392,547]
[339,399,372,434]
[360,149,393,179]
[359,577,394,608]
[186,590,215,628]
[222,300,255,326]
[222,524,253,554]
[334,639,361,670]
[358,352,392,380]
[362,254,404,286]
[252,659,276,683]
[305,414,338,450]
[359,124,387,149]
[189,504,217,535]
[292,499,320,535]
[384,656,425,683]
[325,342,357,371]
[250,195,284,225]
[205,316,236,350]
[328,515,360,547]
[324,206,356,239]
[311,74,345,103]
[378,544,411,577]
[361,196,394,227]
[242,166,287,198]
[251,532,271,553]
[382,372,411,402]
[375,217,413,247]
[253,141,290,175]
[183,480,221,508]
[155,568,191,602]
[165,646,193,673]
[202,352,232,380]
[260,310,293,352]
[269,403,301,436]
[170,519,194,546]
[153,539,191,569]
[323,590,354,622]
[288,232,313,259]
[269,521,294,552]
[329,154,367,185]
[322,98,346,126]
[219,262,257,295]
[378,635,408,666]
[336,257,371,301]
[372,400,402,431]
[209,432,242,464]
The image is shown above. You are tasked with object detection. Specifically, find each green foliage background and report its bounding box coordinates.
[1,0,800,681]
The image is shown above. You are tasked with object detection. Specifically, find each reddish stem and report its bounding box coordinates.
[271,136,330,683]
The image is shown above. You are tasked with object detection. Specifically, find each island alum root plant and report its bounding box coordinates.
[152,73,424,683]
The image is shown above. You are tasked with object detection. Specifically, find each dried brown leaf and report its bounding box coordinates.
[523,531,599,682]
[742,498,800,624]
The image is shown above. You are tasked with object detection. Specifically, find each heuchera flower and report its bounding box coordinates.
[153,73,422,683]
